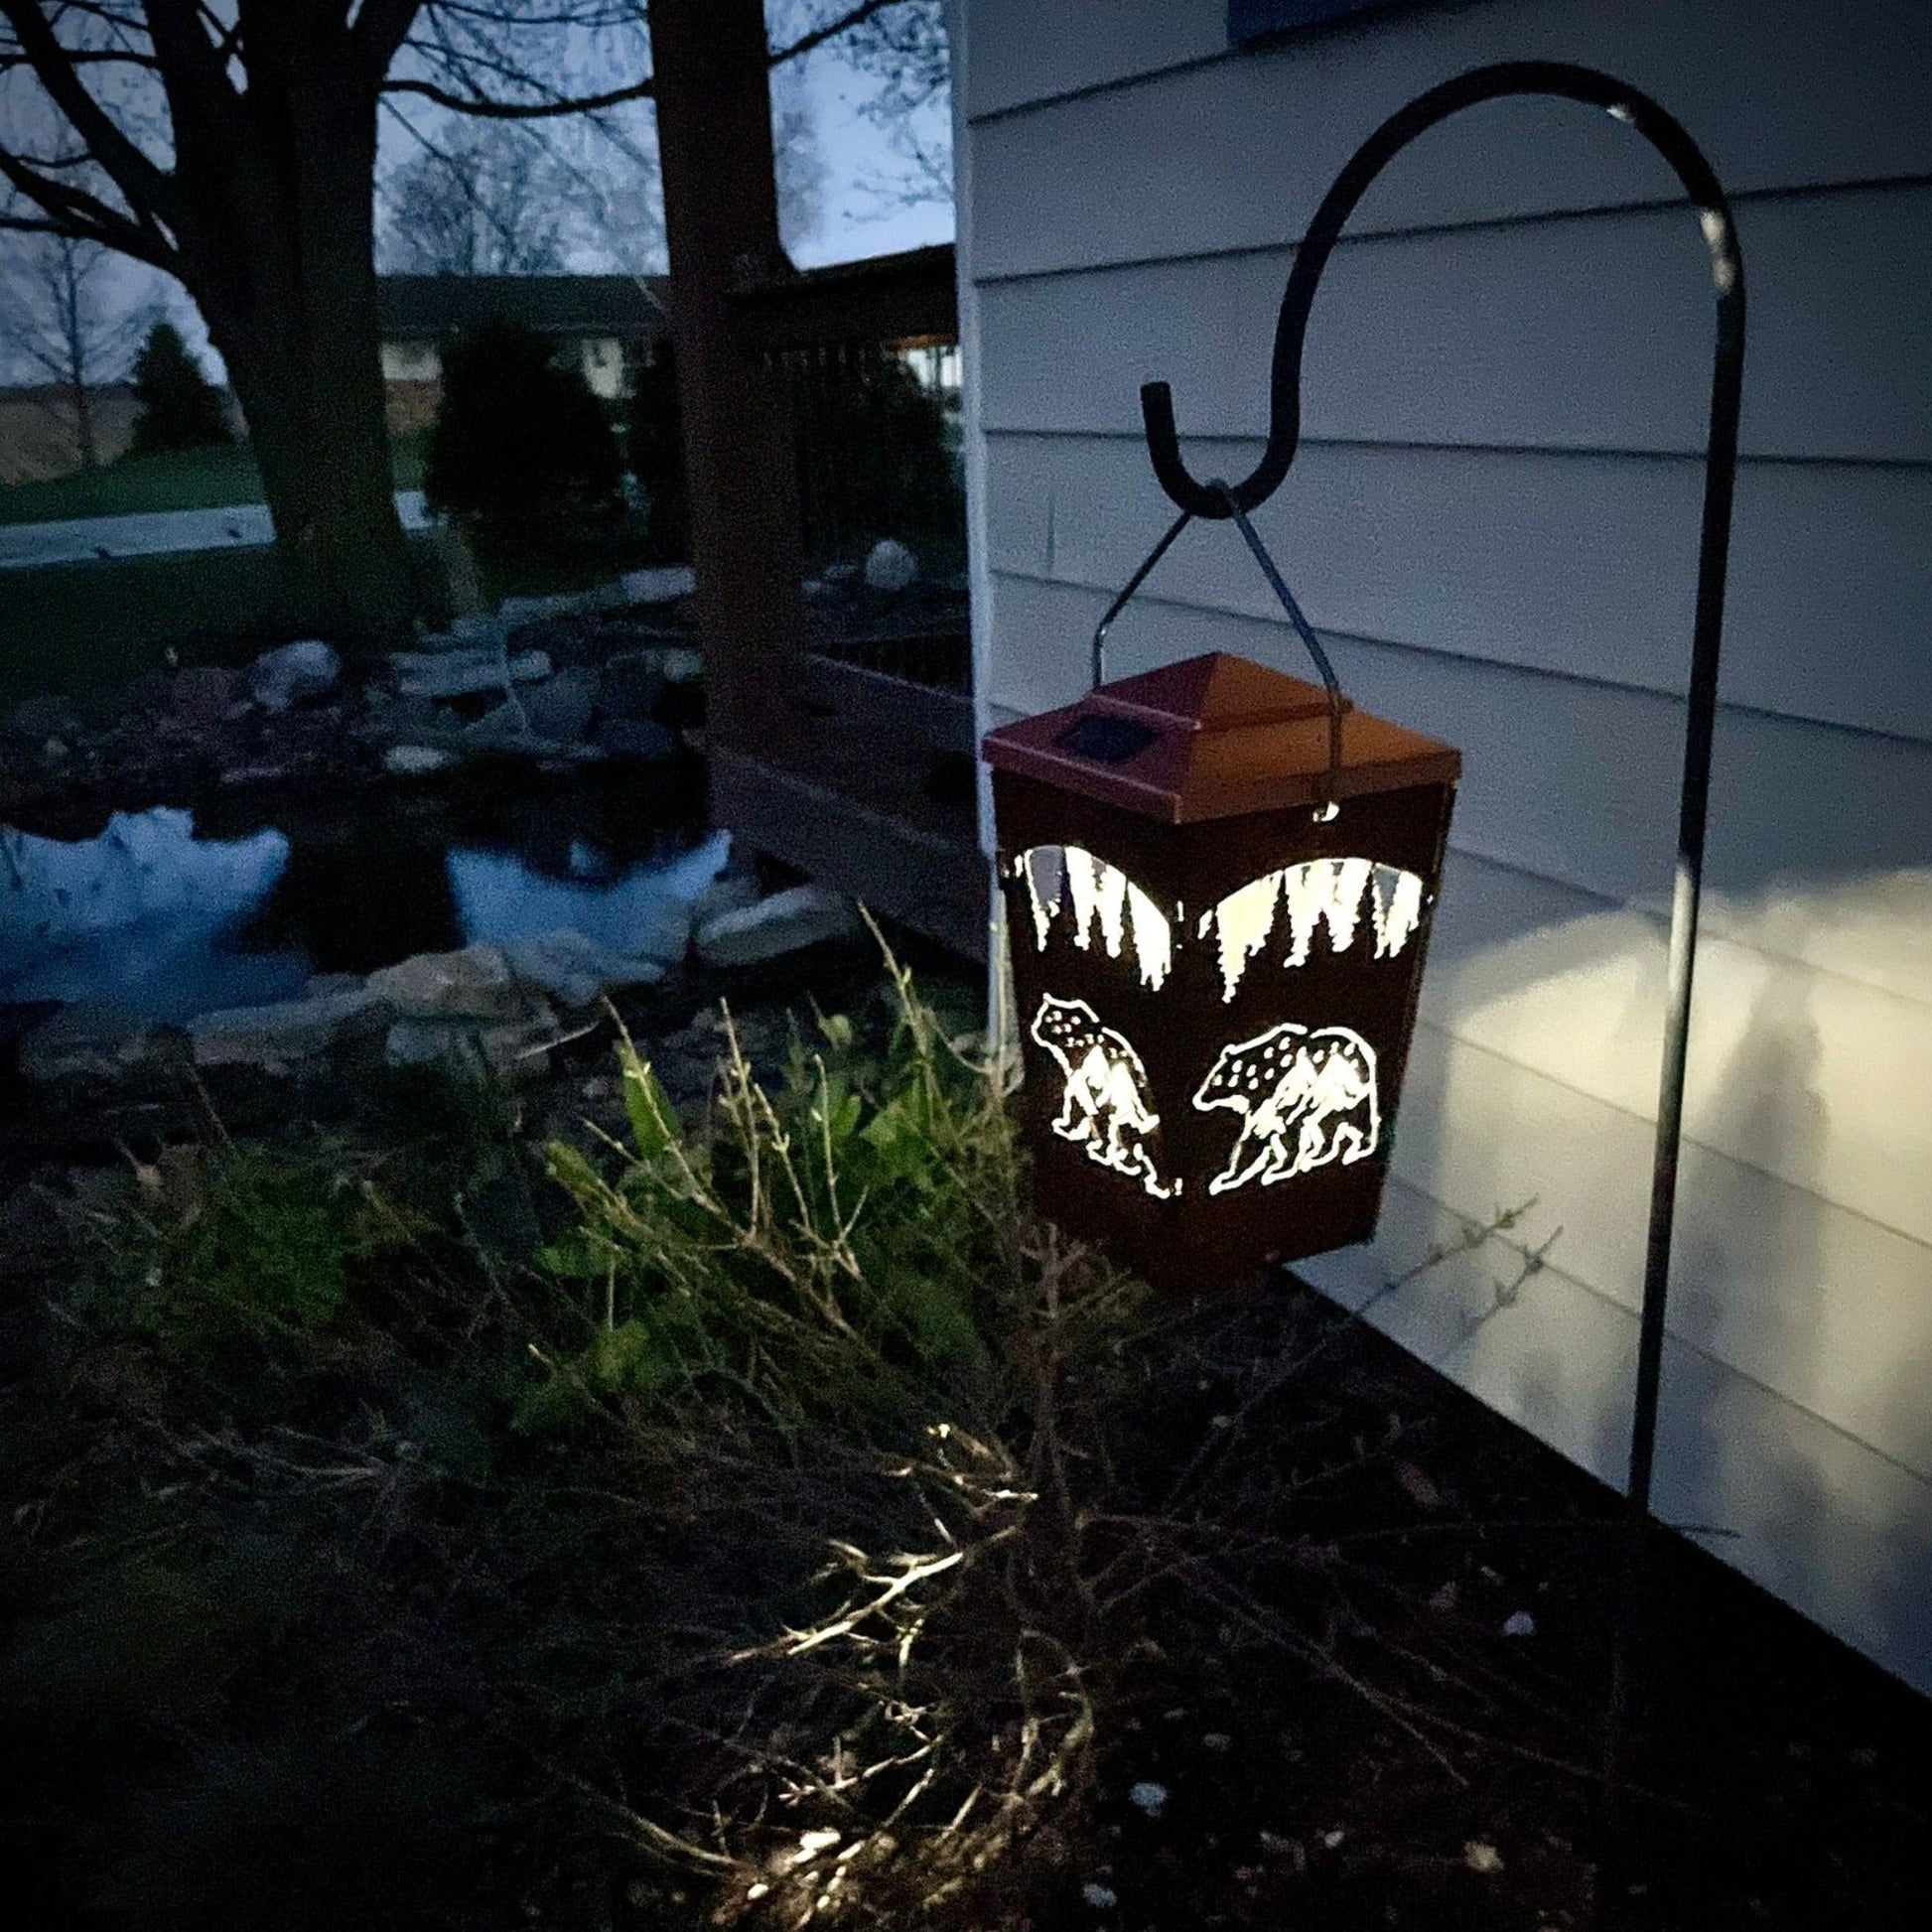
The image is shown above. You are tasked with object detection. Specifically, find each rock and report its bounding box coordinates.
[171,664,239,731]
[1127,1781,1168,1818]
[690,871,761,932]
[367,943,527,1021]
[502,930,668,1009]
[249,639,341,713]
[591,716,678,764]
[384,1009,558,1081]
[18,1001,150,1082]
[444,613,509,650]
[595,653,665,723]
[864,538,918,595]
[384,744,456,776]
[186,986,382,1068]
[519,667,599,743]
[695,885,858,968]
[621,564,695,605]
[496,592,577,629]
[363,692,462,742]
[390,646,551,701]
[659,646,703,685]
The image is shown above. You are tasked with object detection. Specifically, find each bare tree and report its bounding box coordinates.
[0,229,147,469]
[836,0,951,206]
[380,121,572,274]
[0,1,909,642]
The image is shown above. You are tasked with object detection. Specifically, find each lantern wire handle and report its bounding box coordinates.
[1208,480,1346,801]
[1090,508,1191,690]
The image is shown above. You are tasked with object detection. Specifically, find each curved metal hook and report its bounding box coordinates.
[1140,59,1744,518]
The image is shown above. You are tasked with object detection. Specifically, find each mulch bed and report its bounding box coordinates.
[2,929,1927,1932]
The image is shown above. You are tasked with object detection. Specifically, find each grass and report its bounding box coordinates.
[0,534,458,710]
[0,436,428,527]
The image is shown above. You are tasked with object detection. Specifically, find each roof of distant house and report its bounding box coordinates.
[377,273,673,343]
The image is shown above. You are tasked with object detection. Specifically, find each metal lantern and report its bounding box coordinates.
[984,650,1458,1288]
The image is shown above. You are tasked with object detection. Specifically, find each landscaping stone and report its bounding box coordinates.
[390,646,551,700]
[367,943,527,1021]
[690,871,761,933]
[384,744,457,776]
[384,1009,559,1080]
[863,538,918,595]
[18,1000,150,1082]
[621,564,695,604]
[249,639,342,713]
[502,929,668,1009]
[186,986,383,1068]
[519,667,600,743]
[591,715,678,764]
[694,885,859,968]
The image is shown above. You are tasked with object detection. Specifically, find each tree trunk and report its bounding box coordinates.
[173,14,415,648]
[650,0,807,751]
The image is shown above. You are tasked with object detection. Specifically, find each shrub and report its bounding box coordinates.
[424,322,624,562]
[622,345,691,566]
[623,342,964,570]
[127,321,231,455]
[786,341,963,566]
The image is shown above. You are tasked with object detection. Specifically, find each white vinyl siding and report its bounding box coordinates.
[957,0,1932,1689]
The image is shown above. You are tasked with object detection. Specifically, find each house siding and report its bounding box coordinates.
[956,0,1932,1688]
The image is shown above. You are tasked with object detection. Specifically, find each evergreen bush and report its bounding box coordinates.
[424,322,624,563]
[126,320,231,455]
[622,345,691,566]
[623,341,964,571]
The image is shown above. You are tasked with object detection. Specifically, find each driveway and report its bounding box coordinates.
[0,490,434,572]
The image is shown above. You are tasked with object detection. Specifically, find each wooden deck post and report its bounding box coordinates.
[649,0,805,753]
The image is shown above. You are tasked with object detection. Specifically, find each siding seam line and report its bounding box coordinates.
[1405,1015,1932,1257]
[965,49,1235,129]
[1437,839,1932,1017]
[985,567,1932,752]
[1367,1170,1932,1494]
[969,172,1932,288]
[980,427,1932,476]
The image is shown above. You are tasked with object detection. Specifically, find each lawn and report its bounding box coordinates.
[0,436,429,527]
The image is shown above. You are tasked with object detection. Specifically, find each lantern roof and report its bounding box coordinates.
[983,651,1460,825]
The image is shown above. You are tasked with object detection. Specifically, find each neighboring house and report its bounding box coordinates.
[376,273,673,428]
[0,383,139,483]
[951,0,1932,1689]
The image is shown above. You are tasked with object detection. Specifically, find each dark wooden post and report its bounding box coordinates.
[649,0,806,753]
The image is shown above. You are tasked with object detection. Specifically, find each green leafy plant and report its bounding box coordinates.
[117,1143,403,1404]
[526,943,1020,1438]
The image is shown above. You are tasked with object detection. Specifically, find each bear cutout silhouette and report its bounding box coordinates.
[1192,1022,1378,1196]
[1028,995,1178,1199]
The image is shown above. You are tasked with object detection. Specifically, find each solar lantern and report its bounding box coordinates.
[983,650,1458,1289]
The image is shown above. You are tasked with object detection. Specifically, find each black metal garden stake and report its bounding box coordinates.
[1116,56,1746,1532]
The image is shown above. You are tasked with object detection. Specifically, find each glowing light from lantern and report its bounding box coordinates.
[1014,846,1174,991]
[1198,859,1427,1001]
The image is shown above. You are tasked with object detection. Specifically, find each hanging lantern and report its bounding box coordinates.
[983,650,1458,1289]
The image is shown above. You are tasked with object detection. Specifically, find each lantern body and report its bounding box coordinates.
[984,652,1458,1289]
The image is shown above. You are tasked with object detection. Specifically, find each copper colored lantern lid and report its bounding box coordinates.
[983,651,1460,825]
